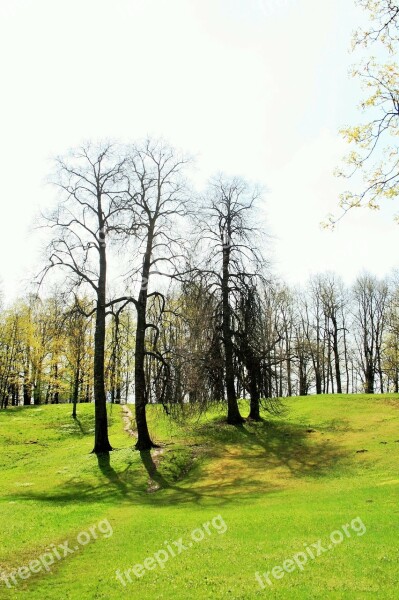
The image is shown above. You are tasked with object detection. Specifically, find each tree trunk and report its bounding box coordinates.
[222,241,244,424]
[285,329,292,397]
[364,361,374,394]
[72,361,80,419]
[92,236,112,454]
[299,354,307,396]
[134,303,156,449]
[331,316,342,394]
[315,369,322,395]
[23,376,31,406]
[134,225,157,450]
[247,358,261,421]
[343,319,350,393]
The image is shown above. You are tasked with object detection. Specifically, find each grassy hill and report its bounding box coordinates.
[0,394,398,599]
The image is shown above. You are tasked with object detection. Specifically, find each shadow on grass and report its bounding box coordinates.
[196,418,347,478]
[96,452,129,495]
[12,416,348,509]
[71,417,88,435]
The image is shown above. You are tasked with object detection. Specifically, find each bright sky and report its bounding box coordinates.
[1,0,398,303]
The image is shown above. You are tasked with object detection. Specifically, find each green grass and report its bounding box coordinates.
[0,394,398,599]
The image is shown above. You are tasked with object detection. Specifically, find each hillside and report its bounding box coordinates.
[0,395,398,599]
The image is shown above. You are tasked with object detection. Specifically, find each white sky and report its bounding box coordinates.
[1,0,399,303]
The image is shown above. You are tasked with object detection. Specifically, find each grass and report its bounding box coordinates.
[0,394,398,599]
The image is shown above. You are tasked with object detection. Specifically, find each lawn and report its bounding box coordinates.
[0,394,398,599]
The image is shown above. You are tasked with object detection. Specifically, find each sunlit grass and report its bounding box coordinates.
[0,394,398,598]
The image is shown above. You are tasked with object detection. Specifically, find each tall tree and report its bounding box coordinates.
[317,273,347,395]
[40,143,128,453]
[195,176,264,424]
[123,139,191,450]
[352,273,389,393]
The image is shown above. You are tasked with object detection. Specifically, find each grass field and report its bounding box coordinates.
[0,394,398,599]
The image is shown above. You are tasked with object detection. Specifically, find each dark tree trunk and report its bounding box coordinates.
[286,332,292,397]
[222,241,244,425]
[315,370,322,395]
[11,383,18,406]
[364,365,374,394]
[134,303,156,449]
[72,361,80,419]
[92,232,112,454]
[52,363,59,404]
[343,320,350,393]
[364,338,375,394]
[331,316,342,394]
[23,379,31,406]
[34,376,42,405]
[134,225,157,450]
[299,355,308,396]
[247,358,261,421]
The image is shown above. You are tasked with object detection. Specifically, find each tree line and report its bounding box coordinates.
[2,1,398,455]
[1,162,399,454]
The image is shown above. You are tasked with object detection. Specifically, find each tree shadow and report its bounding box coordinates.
[139,450,170,488]
[196,417,348,479]
[10,416,349,509]
[11,443,277,509]
[72,417,87,435]
[96,452,129,495]
[137,450,255,505]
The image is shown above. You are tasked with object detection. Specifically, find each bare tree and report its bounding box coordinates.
[122,139,191,450]
[194,175,265,424]
[40,143,129,453]
[235,280,284,419]
[352,273,389,393]
[317,273,347,395]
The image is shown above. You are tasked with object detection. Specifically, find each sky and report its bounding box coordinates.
[1,0,399,303]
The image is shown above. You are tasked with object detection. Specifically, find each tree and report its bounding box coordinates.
[123,139,191,450]
[0,309,20,408]
[332,1,399,223]
[40,143,129,453]
[158,281,223,411]
[236,282,263,420]
[194,175,264,424]
[317,273,347,395]
[302,280,325,395]
[352,273,389,393]
[236,280,284,419]
[64,297,94,418]
[353,1,399,49]
[106,304,134,405]
[383,270,399,390]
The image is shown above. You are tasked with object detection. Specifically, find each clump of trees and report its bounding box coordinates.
[2,125,399,455]
[4,270,399,416]
[2,262,399,450]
